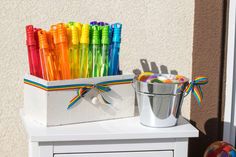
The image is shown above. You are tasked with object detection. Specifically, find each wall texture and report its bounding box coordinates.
[0,0,194,156]
[189,0,228,156]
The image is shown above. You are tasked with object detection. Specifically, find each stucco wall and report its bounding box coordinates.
[0,0,194,156]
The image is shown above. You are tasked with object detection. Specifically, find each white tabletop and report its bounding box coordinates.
[21,113,198,142]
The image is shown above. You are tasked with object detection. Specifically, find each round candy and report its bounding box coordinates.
[149,78,163,83]
[163,79,173,83]
[137,72,188,84]
[145,74,159,82]
[176,75,186,81]
[156,76,167,81]
[137,72,154,82]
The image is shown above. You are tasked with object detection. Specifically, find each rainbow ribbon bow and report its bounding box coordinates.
[184,76,208,105]
[67,79,133,109]
[68,83,112,109]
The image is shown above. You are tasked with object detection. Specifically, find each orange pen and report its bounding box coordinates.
[38,30,59,81]
[53,23,71,80]
[46,31,61,80]
[50,25,61,77]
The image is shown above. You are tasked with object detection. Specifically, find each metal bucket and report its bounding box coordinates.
[134,74,189,127]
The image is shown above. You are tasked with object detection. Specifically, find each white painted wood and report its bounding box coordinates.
[53,139,175,153]
[28,141,39,157]
[24,74,135,127]
[174,138,188,157]
[224,0,236,146]
[39,144,53,157]
[21,113,198,142]
[22,112,198,157]
[54,151,173,157]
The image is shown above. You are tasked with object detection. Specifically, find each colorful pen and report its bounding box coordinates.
[26,22,123,80]
[91,25,101,77]
[26,25,43,78]
[46,31,61,80]
[79,24,90,78]
[38,30,59,80]
[108,24,114,75]
[108,23,122,75]
[68,22,80,79]
[54,23,70,80]
[100,25,109,76]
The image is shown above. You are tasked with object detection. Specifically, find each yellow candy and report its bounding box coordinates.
[138,72,154,82]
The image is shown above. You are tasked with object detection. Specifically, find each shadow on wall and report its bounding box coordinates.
[189,118,231,157]
[133,59,178,76]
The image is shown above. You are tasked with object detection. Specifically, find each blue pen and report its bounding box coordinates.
[108,23,122,75]
[108,24,114,75]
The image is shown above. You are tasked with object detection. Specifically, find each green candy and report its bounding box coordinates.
[150,78,163,83]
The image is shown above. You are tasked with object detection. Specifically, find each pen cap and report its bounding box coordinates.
[38,30,49,49]
[80,24,89,44]
[50,25,58,44]
[90,21,97,26]
[109,25,114,42]
[34,28,41,49]
[91,25,100,45]
[26,25,36,46]
[56,23,68,43]
[75,22,82,41]
[67,22,79,45]
[98,22,105,26]
[71,26,79,45]
[66,23,72,47]
[112,23,122,43]
[101,25,109,45]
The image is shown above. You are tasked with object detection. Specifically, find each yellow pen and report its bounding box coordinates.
[68,22,80,79]
[79,24,89,78]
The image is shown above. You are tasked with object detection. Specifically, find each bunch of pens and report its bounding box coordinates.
[26,21,122,81]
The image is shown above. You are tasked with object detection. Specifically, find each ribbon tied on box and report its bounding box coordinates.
[184,76,208,105]
[68,83,112,109]
[24,78,133,110]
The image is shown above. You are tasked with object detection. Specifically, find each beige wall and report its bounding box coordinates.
[0,0,194,156]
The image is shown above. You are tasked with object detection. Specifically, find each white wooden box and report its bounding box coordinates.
[23,74,135,126]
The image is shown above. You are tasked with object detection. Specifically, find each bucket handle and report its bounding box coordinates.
[131,77,137,91]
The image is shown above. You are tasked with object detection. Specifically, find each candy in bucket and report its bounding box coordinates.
[133,72,208,128]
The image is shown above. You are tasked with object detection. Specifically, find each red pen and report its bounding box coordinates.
[26,25,42,78]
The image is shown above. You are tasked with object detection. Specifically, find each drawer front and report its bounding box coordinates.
[54,151,173,157]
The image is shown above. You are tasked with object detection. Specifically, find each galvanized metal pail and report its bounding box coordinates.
[134,74,189,127]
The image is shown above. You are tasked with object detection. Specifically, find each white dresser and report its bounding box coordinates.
[22,115,198,157]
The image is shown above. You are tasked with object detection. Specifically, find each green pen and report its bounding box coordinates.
[91,26,101,77]
[100,25,109,76]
